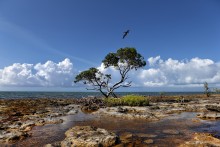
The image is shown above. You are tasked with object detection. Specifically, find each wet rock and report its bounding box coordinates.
[144,139,154,144]
[206,105,220,112]
[81,104,100,113]
[11,112,23,116]
[76,97,105,108]
[20,121,35,130]
[35,109,50,114]
[95,106,161,120]
[5,131,29,143]
[136,133,157,138]
[149,105,160,110]
[8,124,20,130]
[48,112,63,117]
[191,118,201,123]
[43,117,63,124]
[117,107,128,113]
[61,126,119,147]
[114,143,125,147]
[44,141,61,147]
[179,133,220,147]
[67,109,78,115]
[35,119,45,126]
[0,98,80,143]
[0,130,7,140]
[185,104,207,112]
[162,129,180,135]
[0,116,8,121]
[120,132,133,139]
[197,112,220,120]
[119,132,133,144]
[166,107,186,114]
[44,144,53,147]
[23,126,32,132]
[6,134,20,143]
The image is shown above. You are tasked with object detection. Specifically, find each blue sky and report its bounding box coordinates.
[0,0,220,91]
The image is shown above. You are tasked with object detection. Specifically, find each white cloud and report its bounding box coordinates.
[0,58,74,87]
[97,63,121,82]
[139,57,220,87]
[1,56,220,90]
[96,56,220,89]
[148,56,162,66]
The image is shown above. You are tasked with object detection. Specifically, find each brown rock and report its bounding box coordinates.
[162,129,180,135]
[44,144,53,147]
[61,126,119,147]
[44,117,63,124]
[113,143,125,147]
[197,112,220,120]
[206,105,220,112]
[136,133,157,138]
[119,132,133,144]
[179,133,220,147]
[144,139,154,144]
[6,131,29,143]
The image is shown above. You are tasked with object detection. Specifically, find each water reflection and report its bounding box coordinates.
[14,112,220,147]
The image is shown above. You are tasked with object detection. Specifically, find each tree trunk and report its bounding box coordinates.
[99,90,108,98]
[110,92,117,98]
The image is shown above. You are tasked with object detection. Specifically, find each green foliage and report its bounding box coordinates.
[102,47,146,70]
[74,47,146,98]
[74,68,99,84]
[104,95,149,106]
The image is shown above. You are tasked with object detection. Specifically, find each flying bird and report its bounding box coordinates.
[122,30,130,39]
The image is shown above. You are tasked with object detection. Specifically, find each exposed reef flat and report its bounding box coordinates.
[0,98,80,144]
[1,94,220,146]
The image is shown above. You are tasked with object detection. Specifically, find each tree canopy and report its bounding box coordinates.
[74,47,146,98]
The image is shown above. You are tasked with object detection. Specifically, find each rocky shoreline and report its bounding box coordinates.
[1,94,220,146]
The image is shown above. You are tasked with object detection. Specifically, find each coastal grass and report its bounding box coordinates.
[104,95,149,106]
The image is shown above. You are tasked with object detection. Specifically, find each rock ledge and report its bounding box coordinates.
[61,126,119,147]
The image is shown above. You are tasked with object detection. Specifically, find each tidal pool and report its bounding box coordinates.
[13,111,220,147]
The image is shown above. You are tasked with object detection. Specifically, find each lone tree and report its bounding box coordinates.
[204,82,211,97]
[74,47,146,98]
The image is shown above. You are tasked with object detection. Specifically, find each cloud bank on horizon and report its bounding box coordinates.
[0,57,220,90]
[0,58,74,87]
[140,56,220,87]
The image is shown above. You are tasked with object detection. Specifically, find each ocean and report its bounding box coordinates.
[0,91,204,99]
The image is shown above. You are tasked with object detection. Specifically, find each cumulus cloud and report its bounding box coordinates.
[139,56,220,87]
[148,56,162,67]
[0,58,74,87]
[1,56,220,90]
[96,56,220,89]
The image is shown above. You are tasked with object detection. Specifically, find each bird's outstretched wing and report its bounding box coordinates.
[122,33,127,39]
[122,30,129,39]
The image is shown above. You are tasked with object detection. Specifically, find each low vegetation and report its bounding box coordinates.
[104,95,149,106]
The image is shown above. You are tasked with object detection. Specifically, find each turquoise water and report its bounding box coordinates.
[0,91,203,99]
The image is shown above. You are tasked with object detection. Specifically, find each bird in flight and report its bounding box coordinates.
[122,30,130,39]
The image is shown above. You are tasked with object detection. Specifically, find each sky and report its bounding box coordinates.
[0,0,220,92]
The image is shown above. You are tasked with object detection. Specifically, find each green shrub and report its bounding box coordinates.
[104,95,149,106]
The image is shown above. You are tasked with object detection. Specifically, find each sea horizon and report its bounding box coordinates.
[0,91,205,99]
